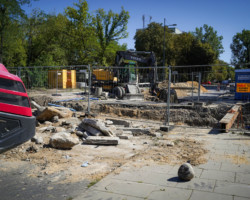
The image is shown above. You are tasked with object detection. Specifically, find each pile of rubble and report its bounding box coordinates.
[31,101,122,150]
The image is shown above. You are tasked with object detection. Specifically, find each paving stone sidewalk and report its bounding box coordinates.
[75,130,250,200]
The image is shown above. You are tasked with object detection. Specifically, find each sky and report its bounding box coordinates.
[22,0,250,63]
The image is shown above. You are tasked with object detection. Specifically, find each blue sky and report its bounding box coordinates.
[23,0,250,63]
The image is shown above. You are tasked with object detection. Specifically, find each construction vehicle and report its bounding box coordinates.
[0,63,35,152]
[92,50,157,100]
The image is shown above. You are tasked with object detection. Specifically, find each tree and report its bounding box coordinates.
[231,29,250,68]
[95,7,129,65]
[0,0,31,63]
[65,0,98,65]
[193,24,224,59]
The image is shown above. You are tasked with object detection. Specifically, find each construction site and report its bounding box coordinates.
[0,53,250,200]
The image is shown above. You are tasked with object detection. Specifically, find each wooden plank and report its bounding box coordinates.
[219,105,241,132]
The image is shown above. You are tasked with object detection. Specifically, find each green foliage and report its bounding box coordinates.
[193,24,224,59]
[134,23,216,67]
[230,29,250,68]
[0,0,31,64]
[95,7,129,65]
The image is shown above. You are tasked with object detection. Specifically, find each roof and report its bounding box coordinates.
[235,69,250,73]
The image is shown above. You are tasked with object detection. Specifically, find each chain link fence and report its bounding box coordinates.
[5,64,250,133]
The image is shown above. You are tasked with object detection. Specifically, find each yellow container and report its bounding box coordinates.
[48,69,76,89]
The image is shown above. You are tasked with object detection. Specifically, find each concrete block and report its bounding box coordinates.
[84,136,119,145]
[106,118,130,127]
[189,190,233,200]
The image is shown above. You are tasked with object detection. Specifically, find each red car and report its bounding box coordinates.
[0,63,35,151]
[202,81,211,85]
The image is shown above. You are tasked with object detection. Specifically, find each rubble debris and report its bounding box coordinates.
[106,118,130,127]
[81,161,89,167]
[51,116,59,123]
[31,135,44,144]
[118,135,132,140]
[49,132,79,149]
[36,107,73,122]
[178,163,195,181]
[60,118,81,127]
[26,145,39,153]
[166,141,174,147]
[117,128,151,136]
[31,101,45,113]
[79,119,114,137]
[83,136,119,145]
[220,105,241,132]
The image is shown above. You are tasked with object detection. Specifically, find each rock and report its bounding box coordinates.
[167,141,174,147]
[51,116,59,123]
[118,134,132,140]
[76,131,89,138]
[106,118,130,127]
[117,128,151,136]
[30,101,45,113]
[49,132,79,149]
[31,136,44,144]
[105,120,113,125]
[26,145,39,153]
[83,136,119,145]
[36,107,73,122]
[44,121,52,126]
[178,163,195,181]
[79,118,114,136]
[80,123,103,136]
[60,118,81,127]
[55,127,66,133]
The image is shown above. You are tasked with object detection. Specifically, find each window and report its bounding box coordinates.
[0,92,30,107]
[0,77,26,93]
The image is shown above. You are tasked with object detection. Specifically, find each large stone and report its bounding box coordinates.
[178,163,195,181]
[49,132,79,149]
[36,107,73,122]
[80,123,103,136]
[60,117,81,127]
[84,136,119,145]
[79,118,114,136]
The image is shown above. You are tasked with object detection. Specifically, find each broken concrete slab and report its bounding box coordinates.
[117,128,151,136]
[106,118,130,127]
[80,123,103,136]
[60,117,81,127]
[83,136,119,145]
[220,105,241,132]
[36,107,73,122]
[118,135,133,140]
[79,118,114,136]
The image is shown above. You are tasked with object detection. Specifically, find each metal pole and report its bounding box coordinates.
[56,70,58,95]
[198,72,201,102]
[192,72,194,101]
[87,64,91,114]
[163,18,166,77]
[166,66,171,126]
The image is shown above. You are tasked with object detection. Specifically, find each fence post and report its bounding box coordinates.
[192,72,194,102]
[18,67,21,78]
[166,66,171,126]
[198,72,201,102]
[87,64,91,114]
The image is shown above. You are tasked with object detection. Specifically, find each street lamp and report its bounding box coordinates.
[163,18,176,70]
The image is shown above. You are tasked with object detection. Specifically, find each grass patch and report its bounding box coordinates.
[87,179,100,188]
